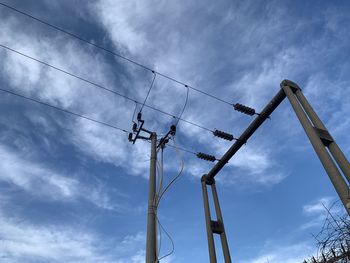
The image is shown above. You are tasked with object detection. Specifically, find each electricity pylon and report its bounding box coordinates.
[201,79,350,263]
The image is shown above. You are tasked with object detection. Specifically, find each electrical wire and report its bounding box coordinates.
[140,72,156,113]
[131,101,139,123]
[156,137,185,208]
[0,88,129,133]
[156,149,164,258]
[0,1,233,106]
[157,214,175,261]
[157,148,165,197]
[175,85,189,127]
[154,141,178,261]
[0,44,213,133]
[154,137,185,261]
[167,144,197,156]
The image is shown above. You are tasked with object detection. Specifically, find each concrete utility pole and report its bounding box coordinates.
[201,80,350,263]
[146,132,157,263]
[144,133,158,262]
[128,113,176,263]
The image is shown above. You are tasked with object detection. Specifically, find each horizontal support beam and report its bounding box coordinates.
[207,87,287,179]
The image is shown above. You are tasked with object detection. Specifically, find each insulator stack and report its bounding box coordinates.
[170,124,176,135]
[196,152,216,162]
[213,129,234,141]
[233,103,256,116]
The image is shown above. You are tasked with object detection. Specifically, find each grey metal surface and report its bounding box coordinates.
[146,133,157,263]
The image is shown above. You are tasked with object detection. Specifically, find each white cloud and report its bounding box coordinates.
[241,242,315,263]
[300,196,344,230]
[0,144,118,210]
[303,197,334,215]
[0,13,155,178]
[0,206,145,263]
[2,0,349,191]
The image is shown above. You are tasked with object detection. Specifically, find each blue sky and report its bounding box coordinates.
[0,0,350,262]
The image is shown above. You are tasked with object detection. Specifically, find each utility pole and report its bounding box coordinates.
[128,112,176,263]
[146,132,157,263]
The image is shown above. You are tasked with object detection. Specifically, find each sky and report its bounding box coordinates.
[0,0,350,262]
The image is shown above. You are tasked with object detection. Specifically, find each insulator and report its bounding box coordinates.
[170,125,176,135]
[132,123,137,132]
[137,112,142,121]
[213,129,234,141]
[128,133,133,142]
[196,152,216,162]
[233,103,256,116]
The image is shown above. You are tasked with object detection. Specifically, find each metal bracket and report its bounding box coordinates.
[280,79,301,93]
[210,220,224,234]
[314,127,334,146]
[201,175,215,185]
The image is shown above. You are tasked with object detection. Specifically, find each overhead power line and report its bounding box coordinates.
[167,144,197,155]
[0,44,213,133]
[0,1,233,106]
[1,86,220,163]
[0,87,129,133]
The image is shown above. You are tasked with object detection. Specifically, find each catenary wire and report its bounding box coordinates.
[0,88,129,133]
[0,44,213,133]
[0,1,233,106]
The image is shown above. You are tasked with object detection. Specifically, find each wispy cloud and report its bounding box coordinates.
[0,204,146,263]
[301,196,343,230]
[241,242,315,263]
[0,144,118,210]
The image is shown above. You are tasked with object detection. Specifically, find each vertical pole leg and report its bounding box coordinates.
[202,175,232,263]
[211,183,232,263]
[201,175,217,263]
[281,80,350,214]
[294,89,350,184]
